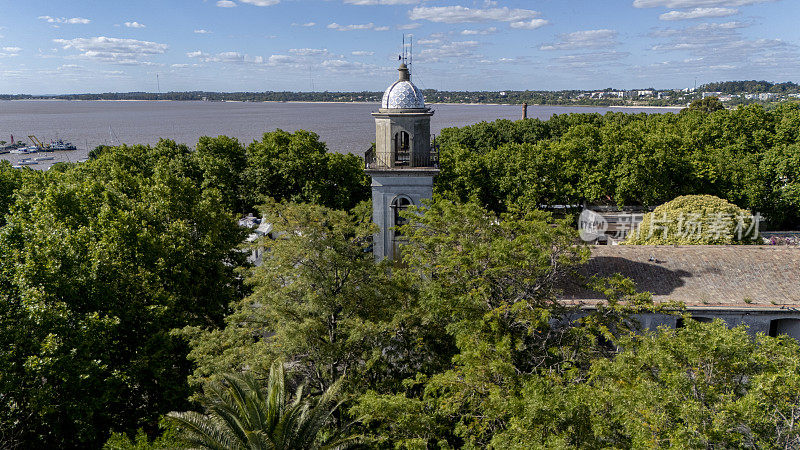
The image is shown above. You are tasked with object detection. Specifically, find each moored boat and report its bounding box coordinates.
[50,139,77,151]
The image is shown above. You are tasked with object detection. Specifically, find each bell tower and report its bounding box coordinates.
[365,61,438,262]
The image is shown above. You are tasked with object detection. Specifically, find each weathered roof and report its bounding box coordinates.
[561,245,800,308]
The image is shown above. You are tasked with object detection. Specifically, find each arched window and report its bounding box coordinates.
[394,131,410,166]
[769,318,800,340]
[391,196,413,236]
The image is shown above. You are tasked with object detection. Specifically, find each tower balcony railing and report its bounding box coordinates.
[364,147,439,169]
[364,137,440,170]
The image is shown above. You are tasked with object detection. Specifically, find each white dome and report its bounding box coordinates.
[381,80,425,109]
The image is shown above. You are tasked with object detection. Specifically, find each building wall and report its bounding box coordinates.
[369,170,436,261]
[633,309,800,340]
[373,111,432,168]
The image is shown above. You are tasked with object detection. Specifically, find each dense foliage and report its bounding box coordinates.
[434,103,800,229]
[625,194,760,245]
[0,129,368,448]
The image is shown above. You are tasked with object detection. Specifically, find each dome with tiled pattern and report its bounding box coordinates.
[381,63,425,109]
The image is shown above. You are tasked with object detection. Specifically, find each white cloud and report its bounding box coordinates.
[292,22,316,27]
[194,29,212,34]
[327,22,387,31]
[416,39,441,45]
[540,29,619,51]
[461,27,497,35]
[549,51,630,69]
[345,0,417,3]
[240,0,280,5]
[509,19,548,30]
[319,59,379,74]
[0,46,20,57]
[171,63,190,68]
[38,16,91,24]
[659,7,738,19]
[634,0,773,6]
[289,48,329,56]
[398,23,421,30]
[54,36,167,65]
[351,50,375,56]
[268,54,294,65]
[216,51,245,62]
[188,49,266,64]
[216,0,237,7]
[644,19,800,77]
[124,21,146,28]
[418,40,480,62]
[409,6,542,23]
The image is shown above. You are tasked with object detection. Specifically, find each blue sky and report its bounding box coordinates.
[1,0,798,94]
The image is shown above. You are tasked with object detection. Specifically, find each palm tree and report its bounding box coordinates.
[167,361,355,449]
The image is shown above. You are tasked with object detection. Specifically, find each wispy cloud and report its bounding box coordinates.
[461,27,497,35]
[398,23,422,30]
[38,16,91,25]
[509,19,548,30]
[124,21,146,28]
[194,29,212,34]
[54,36,167,65]
[352,50,375,56]
[344,0,418,4]
[289,48,329,56]
[327,22,389,31]
[292,22,316,27]
[540,29,619,51]
[418,40,481,63]
[409,6,542,24]
[659,7,738,20]
[216,1,236,7]
[240,0,280,5]
[187,50,254,63]
[645,19,800,77]
[0,46,21,57]
[634,0,773,7]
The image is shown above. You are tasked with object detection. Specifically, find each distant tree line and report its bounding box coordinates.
[0,82,796,106]
[700,80,800,94]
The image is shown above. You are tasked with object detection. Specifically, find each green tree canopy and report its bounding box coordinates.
[625,194,760,244]
[0,140,246,447]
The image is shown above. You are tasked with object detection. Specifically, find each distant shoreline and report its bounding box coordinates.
[0,98,684,110]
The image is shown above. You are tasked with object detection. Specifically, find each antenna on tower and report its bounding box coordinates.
[156,73,160,93]
[409,35,413,73]
[402,34,406,64]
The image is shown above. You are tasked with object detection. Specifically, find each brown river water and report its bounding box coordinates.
[0,100,681,170]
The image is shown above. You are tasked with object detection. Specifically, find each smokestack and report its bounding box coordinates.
[522,102,528,120]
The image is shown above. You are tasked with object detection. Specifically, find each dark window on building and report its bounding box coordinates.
[394,131,410,166]
[769,318,800,340]
[392,196,413,236]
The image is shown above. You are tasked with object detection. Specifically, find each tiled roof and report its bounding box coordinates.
[561,245,800,308]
